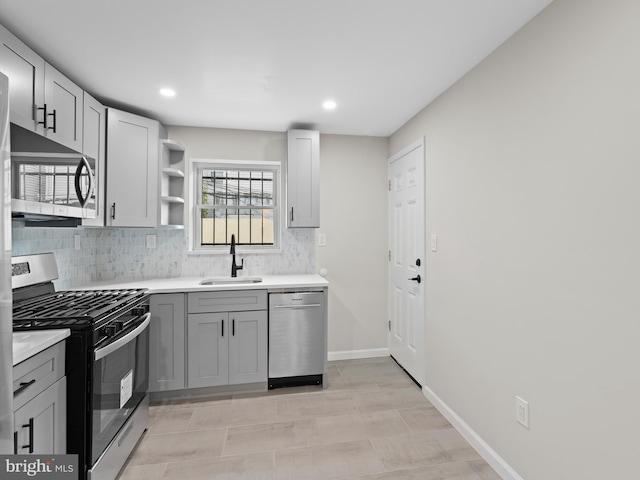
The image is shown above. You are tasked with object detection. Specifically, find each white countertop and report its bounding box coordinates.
[13,329,70,366]
[84,274,329,294]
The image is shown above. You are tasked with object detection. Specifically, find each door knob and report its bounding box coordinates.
[409,275,421,284]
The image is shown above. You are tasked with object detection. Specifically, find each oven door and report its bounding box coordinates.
[91,313,150,465]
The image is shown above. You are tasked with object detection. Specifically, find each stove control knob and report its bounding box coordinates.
[104,325,117,338]
[114,320,125,332]
[131,307,147,317]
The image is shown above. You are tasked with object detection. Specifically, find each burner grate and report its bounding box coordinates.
[13,289,147,325]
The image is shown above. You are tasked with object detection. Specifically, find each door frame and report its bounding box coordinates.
[387,137,426,386]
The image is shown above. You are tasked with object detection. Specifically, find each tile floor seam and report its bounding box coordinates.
[396,406,415,434]
[220,426,230,457]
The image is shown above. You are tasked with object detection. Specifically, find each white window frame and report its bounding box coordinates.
[189,158,281,254]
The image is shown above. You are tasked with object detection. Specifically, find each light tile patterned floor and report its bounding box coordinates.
[117,357,501,480]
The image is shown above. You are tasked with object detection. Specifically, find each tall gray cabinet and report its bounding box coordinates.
[106,108,160,227]
[287,129,320,228]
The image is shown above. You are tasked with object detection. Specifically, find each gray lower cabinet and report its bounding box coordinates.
[149,290,268,393]
[228,310,268,385]
[13,340,66,454]
[14,378,66,454]
[149,293,186,392]
[187,290,268,389]
[187,310,268,388]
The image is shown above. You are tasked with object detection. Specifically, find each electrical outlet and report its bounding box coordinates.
[74,235,81,251]
[431,234,437,252]
[146,235,157,249]
[515,396,529,429]
[318,233,327,247]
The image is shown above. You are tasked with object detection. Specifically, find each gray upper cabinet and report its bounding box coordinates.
[43,63,83,152]
[106,108,160,227]
[287,129,320,228]
[0,23,83,152]
[0,23,44,133]
[81,92,106,226]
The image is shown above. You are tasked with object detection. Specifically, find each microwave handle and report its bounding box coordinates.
[74,156,94,208]
[94,313,150,361]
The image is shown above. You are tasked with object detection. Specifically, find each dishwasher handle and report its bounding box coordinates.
[271,303,322,309]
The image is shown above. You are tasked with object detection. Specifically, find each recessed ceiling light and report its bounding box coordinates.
[159,88,176,98]
[322,100,337,110]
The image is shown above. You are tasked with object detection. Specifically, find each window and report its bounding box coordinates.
[192,160,280,251]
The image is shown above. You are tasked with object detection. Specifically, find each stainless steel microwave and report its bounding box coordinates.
[11,151,97,220]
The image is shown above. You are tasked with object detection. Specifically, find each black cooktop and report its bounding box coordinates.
[13,289,148,328]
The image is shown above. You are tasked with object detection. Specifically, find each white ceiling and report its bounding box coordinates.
[0,0,554,137]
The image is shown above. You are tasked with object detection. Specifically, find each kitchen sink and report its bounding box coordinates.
[199,277,263,285]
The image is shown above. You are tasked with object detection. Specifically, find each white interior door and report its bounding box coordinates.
[388,138,425,385]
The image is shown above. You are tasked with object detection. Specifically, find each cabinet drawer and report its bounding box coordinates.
[188,290,267,313]
[13,341,65,410]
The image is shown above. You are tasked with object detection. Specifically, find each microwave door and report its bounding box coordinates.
[11,152,97,219]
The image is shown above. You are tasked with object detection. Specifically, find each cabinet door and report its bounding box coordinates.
[149,294,185,392]
[187,313,228,388]
[44,63,83,151]
[287,129,320,228]
[14,378,66,455]
[0,23,45,133]
[81,92,105,225]
[228,310,268,385]
[106,108,159,227]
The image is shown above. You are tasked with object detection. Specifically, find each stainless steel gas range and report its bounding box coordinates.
[12,253,150,480]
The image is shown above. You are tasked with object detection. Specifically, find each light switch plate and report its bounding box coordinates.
[74,235,81,251]
[431,234,437,252]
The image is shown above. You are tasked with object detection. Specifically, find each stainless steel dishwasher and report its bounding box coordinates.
[268,291,327,388]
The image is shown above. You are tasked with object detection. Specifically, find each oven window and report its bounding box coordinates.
[91,325,148,464]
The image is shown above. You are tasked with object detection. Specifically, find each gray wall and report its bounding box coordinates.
[317,134,389,357]
[390,0,640,478]
[169,127,391,358]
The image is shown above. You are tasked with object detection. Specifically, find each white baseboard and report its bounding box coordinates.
[422,384,523,480]
[328,348,389,361]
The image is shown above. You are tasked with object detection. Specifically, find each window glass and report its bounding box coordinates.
[193,161,279,250]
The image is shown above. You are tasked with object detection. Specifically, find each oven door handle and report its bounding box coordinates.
[94,313,150,361]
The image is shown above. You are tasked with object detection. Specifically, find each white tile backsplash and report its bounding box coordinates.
[12,220,316,289]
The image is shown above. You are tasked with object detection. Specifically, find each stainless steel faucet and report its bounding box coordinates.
[230,234,243,277]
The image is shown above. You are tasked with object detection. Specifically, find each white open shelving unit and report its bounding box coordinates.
[159,139,186,228]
